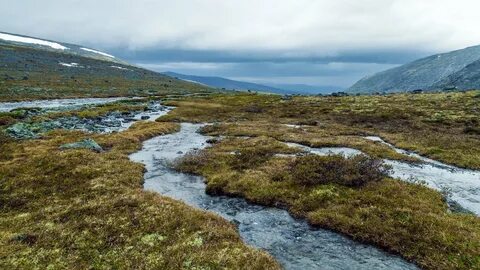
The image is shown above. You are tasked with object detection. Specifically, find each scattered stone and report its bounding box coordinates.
[10,233,37,246]
[177,151,183,154]
[5,101,167,139]
[230,219,241,228]
[6,122,38,139]
[60,138,103,152]
[206,138,219,144]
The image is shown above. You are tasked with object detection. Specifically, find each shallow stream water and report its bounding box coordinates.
[130,123,418,270]
[0,97,132,112]
[3,98,474,269]
[1,98,171,137]
[284,137,480,215]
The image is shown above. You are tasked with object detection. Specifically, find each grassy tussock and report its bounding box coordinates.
[0,121,279,269]
[288,154,390,187]
[175,137,480,270]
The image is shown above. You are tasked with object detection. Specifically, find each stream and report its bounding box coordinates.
[1,98,171,138]
[285,137,480,215]
[0,97,131,112]
[2,97,476,269]
[130,123,418,270]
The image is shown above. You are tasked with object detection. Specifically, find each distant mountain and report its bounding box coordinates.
[347,45,480,93]
[163,72,288,93]
[163,72,338,95]
[0,32,211,101]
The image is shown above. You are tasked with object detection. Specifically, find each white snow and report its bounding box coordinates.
[110,65,130,70]
[59,62,83,68]
[81,47,115,58]
[0,33,68,50]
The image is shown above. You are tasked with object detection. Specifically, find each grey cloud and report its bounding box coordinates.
[1,0,480,53]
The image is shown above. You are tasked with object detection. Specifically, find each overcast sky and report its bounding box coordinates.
[2,0,480,89]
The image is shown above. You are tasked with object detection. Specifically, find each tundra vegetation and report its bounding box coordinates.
[165,91,480,270]
[0,43,214,101]
[0,103,279,269]
[1,90,479,270]
[162,90,480,169]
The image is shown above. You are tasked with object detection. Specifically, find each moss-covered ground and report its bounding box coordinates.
[1,90,479,269]
[161,91,480,269]
[161,91,480,169]
[175,136,479,270]
[0,117,279,269]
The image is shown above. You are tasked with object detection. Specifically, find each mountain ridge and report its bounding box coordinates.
[0,32,212,101]
[163,72,339,95]
[347,45,480,93]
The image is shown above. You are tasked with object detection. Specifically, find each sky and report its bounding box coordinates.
[2,0,480,90]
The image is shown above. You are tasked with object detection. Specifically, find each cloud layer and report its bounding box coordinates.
[2,0,479,89]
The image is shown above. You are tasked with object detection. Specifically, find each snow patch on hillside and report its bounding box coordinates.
[181,79,209,86]
[110,65,130,70]
[0,33,68,50]
[81,47,115,58]
[59,62,83,68]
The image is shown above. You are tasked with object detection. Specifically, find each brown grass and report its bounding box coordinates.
[0,121,279,269]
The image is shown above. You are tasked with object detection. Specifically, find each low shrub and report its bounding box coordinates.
[174,150,211,174]
[244,105,264,113]
[464,125,480,135]
[230,147,275,171]
[290,154,391,187]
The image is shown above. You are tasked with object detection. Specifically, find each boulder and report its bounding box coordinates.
[60,138,103,152]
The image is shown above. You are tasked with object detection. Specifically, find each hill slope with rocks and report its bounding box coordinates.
[433,59,480,90]
[0,32,211,101]
[347,45,480,93]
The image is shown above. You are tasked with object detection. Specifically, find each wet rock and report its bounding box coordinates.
[10,233,37,246]
[6,122,38,139]
[206,138,219,144]
[5,101,167,139]
[141,115,150,120]
[226,208,237,216]
[230,219,241,228]
[60,138,103,152]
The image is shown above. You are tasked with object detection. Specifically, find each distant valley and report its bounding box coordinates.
[163,72,340,95]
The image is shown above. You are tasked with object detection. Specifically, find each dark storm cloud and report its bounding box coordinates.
[113,48,427,65]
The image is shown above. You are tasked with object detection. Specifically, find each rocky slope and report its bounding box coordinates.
[0,32,211,101]
[347,45,480,93]
[433,59,480,90]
